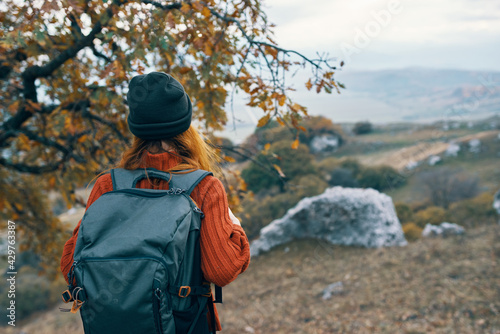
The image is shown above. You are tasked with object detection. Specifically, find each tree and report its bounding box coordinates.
[353,121,373,135]
[0,0,342,275]
[418,168,479,209]
[241,140,316,193]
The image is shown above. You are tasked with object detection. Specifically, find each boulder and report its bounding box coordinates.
[250,187,407,257]
[469,139,481,153]
[445,142,460,157]
[494,189,500,215]
[322,281,344,300]
[310,134,341,153]
[428,155,441,166]
[422,222,465,237]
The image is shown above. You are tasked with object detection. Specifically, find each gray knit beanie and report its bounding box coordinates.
[126,72,192,140]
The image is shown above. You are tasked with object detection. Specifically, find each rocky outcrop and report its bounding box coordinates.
[250,187,407,257]
[309,134,341,153]
[422,222,465,237]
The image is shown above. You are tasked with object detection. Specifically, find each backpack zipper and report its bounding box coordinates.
[153,280,163,334]
[102,188,186,198]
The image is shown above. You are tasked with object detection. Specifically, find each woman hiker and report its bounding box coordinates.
[60,71,251,333]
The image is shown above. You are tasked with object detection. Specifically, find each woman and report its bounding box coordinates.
[60,72,251,332]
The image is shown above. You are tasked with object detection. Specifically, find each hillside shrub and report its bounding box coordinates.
[241,140,316,193]
[413,206,450,228]
[357,165,406,191]
[395,202,414,224]
[402,223,423,242]
[418,167,480,208]
[449,192,498,228]
[353,121,373,135]
[316,157,341,177]
[338,159,364,179]
[329,168,359,188]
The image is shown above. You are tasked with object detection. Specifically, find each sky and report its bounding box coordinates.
[220,0,500,142]
[262,0,500,71]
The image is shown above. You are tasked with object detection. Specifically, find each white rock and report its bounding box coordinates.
[405,160,419,170]
[250,187,408,257]
[322,281,344,300]
[469,139,481,153]
[422,222,465,237]
[310,135,340,153]
[445,142,461,157]
[428,155,441,166]
[494,189,500,215]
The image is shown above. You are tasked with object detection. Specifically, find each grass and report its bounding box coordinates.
[218,224,500,333]
[3,224,499,333]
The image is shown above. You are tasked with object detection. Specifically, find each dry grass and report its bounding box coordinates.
[218,224,500,334]
[354,130,499,170]
[4,224,499,333]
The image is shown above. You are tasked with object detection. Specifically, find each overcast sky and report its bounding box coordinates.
[263,0,500,71]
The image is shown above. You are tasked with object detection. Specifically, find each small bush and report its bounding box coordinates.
[329,168,359,188]
[402,223,423,242]
[241,140,316,193]
[357,166,406,191]
[418,167,480,208]
[413,206,450,228]
[338,159,364,179]
[353,121,373,135]
[395,202,414,224]
[449,192,498,228]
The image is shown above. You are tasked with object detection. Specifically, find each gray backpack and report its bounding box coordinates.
[61,168,217,334]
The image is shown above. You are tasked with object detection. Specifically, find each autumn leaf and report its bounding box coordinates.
[305,79,313,90]
[257,114,271,127]
[273,164,286,178]
[224,156,236,163]
[291,138,299,149]
[264,143,271,151]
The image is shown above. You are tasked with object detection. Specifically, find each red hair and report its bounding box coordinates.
[117,125,221,177]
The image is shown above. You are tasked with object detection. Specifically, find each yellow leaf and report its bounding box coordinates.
[305,79,313,90]
[202,7,211,18]
[8,100,20,113]
[264,143,271,151]
[196,101,205,109]
[257,114,270,127]
[278,95,286,107]
[181,3,191,13]
[290,103,301,113]
[291,138,299,149]
[49,176,56,188]
[14,203,23,211]
[224,156,235,163]
[277,117,285,126]
[273,164,286,178]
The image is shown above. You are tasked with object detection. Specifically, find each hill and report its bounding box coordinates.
[3,224,499,333]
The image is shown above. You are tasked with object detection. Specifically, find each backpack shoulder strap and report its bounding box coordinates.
[110,168,172,190]
[170,170,213,196]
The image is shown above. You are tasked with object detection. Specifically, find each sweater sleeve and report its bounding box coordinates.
[198,177,251,287]
[60,174,112,284]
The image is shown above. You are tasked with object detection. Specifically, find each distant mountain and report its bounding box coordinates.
[321,68,500,123]
[220,68,500,143]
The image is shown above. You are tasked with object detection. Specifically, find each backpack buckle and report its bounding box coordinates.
[202,282,212,297]
[61,289,73,303]
[178,286,191,298]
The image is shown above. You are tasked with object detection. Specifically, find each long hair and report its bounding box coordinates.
[117,125,221,177]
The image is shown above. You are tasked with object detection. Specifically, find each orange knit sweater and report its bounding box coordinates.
[60,151,251,331]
